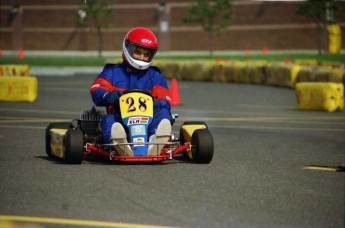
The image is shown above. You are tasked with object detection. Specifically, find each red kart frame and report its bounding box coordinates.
[85,142,191,162]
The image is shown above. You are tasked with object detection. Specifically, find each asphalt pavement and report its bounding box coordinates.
[0,75,344,227]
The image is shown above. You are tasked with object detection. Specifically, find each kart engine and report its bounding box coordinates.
[79,106,105,144]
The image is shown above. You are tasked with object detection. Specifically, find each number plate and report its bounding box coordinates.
[119,92,154,119]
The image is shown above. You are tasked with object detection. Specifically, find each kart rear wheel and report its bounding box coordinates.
[191,129,214,164]
[45,122,71,157]
[65,128,84,164]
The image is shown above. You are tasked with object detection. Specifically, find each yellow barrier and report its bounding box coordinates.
[233,61,248,83]
[0,64,30,76]
[247,61,268,84]
[266,63,293,88]
[314,68,344,83]
[290,65,302,87]
[0,76,38,102]
[327,24,341,54]
[296,82,344,112]
[294,59,318,66]
[209,61,226,82]
[155,60,344,90]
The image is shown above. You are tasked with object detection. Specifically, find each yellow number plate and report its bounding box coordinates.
[119,92,154,119]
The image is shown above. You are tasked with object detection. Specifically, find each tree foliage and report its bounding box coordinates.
[77,0,114,57]
[296,0,340,22]
[183,0,233,56]
[296,0,340,54]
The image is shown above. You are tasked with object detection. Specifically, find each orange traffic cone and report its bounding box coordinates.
[262,47,268,55]
[170,78,181,106]
[244,48,250,55]
[18,48,24,60]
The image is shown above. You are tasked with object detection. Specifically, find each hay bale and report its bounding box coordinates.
[296,66,313,83]
[223,63,236,83]
[156,61,180,80]
[246,62,267,84]
[180,61,205,81]
[209,62,226,82]
[233,62,248,83]
[266,63,292,87]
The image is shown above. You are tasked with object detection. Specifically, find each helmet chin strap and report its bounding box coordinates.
[121,53,145,73]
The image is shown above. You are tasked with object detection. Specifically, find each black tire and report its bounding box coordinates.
[191,129,214,164]
[45,122,71,157]
[65,128,84,164]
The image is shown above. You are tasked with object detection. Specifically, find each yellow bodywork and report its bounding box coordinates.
[50,128,68,158]
[180,124,207,159]
[119,92,154,119]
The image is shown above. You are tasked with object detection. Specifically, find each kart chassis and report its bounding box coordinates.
[46,90,214,164]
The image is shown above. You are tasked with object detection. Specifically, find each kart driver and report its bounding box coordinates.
[90,27,172,156]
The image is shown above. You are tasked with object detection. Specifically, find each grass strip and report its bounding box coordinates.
[0,53,344,66]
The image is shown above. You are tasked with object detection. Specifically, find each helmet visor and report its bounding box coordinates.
[126,42,157,63]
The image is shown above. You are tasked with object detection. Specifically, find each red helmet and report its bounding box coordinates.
[122,27,158,70]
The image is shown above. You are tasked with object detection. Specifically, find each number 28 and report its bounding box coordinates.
[126,97,147,113]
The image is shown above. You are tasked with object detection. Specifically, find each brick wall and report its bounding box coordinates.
[1,0,344,51]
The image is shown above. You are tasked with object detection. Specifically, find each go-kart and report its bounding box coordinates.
[45,90,214,164]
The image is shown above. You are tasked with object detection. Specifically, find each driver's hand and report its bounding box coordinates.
[104,91,123,105]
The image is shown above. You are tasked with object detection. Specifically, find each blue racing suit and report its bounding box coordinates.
[90,61,172,143]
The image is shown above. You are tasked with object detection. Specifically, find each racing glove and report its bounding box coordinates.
[104,91,123,105]
[153,100,171,110]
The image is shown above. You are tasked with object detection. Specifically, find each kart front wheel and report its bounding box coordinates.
[191,129,214,164]
[65,128,84,164]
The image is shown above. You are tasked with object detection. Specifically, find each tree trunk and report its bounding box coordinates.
[316,22,321,55]
[209,32,214,57]
[96,26,102,57]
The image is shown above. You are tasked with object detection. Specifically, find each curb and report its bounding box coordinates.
[30,66,102,77]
